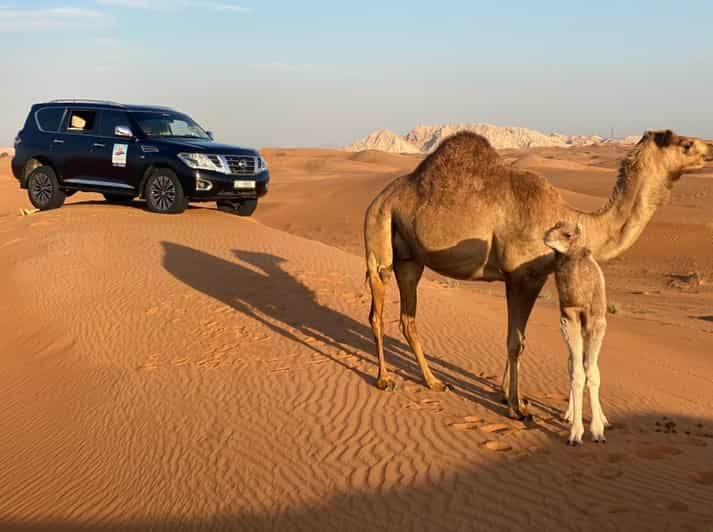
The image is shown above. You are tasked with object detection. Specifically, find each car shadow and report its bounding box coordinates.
[160,242,569,431]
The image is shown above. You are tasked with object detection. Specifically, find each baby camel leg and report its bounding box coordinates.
[560,310,585,445]
[563,356,574,423]
[584,318,608,442]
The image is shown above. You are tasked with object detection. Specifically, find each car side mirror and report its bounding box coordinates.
[206,130,214,140]
[115,125,134,138]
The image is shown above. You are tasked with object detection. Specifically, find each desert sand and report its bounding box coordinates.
[1,143,712,531]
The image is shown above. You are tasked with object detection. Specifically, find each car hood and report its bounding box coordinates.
[146,138,259,155]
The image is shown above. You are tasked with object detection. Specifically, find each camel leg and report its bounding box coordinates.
[585,318,608,442]
[560,311,585,445]
[368,268,394,391]
[563,355,574,423]
[394,260,448,391]
[503,275,546,419]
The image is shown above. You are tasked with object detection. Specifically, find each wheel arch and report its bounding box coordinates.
[138,163,189,198]
[22,156,55,187]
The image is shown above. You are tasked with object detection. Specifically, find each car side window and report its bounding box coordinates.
[64,109,97,134]
[35,107,65,132]
[99,110,132,137]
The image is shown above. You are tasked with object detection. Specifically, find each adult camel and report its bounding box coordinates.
[364,129,713,419]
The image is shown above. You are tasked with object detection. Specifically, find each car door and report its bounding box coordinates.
[53,108,99,183]
[88,110,138,189]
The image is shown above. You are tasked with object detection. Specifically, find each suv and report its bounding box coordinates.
[11,100,269,215]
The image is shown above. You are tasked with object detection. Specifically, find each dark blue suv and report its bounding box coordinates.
[12,100,269,215]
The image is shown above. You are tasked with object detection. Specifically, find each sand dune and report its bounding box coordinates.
[1,147,712,530]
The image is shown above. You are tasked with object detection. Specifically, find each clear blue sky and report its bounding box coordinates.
[1,1,712,147]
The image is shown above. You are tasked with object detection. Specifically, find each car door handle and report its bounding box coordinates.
[53,139,64,144]
[92,142,106,148]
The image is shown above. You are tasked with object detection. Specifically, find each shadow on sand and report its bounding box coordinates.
[3,411,713,531]
[158,242,524,417]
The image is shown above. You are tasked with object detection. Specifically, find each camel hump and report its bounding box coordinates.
[412,131,502,198]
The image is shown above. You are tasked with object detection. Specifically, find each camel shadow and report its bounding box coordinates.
[160,242,524,420]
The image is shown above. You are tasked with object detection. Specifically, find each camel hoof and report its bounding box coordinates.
[428,380,450,392]
[507,406,532,421]
[376,377,397,391]
[567,439,582,447]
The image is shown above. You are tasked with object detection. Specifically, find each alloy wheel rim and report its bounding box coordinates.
[150,175,176,211]
[30,172,54,205]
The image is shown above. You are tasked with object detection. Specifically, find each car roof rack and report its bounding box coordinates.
[49,99,124,106]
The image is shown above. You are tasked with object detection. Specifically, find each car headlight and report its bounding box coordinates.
[257,156,268,171]
[177,152,228,174]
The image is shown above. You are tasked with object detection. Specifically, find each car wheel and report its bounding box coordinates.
[27,166,65,211]
[216,199,257,217]
[145,169,186,214]
[103,193,135,204]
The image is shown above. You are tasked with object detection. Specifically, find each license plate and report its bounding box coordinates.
[234,180,256,189]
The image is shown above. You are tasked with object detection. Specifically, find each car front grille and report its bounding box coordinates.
[224,155,257,176]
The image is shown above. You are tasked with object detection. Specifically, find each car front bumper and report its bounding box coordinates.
[185,169,270,202]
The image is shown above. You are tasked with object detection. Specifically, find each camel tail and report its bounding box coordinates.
[364,197,394,289]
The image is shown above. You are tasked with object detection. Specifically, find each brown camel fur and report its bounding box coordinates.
[544,221,608,444]
[364,129,713,419]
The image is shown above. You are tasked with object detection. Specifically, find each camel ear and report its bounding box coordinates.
[653,129,675,148]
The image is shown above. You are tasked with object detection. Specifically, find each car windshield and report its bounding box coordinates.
[131,111,210,139]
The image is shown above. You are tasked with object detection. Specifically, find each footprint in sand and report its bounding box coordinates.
[419,398,443,414]
[597,467,623,480]
[481,440,511,452]
[137,354,161,371]
[635,444,683,460]
[690,471,713,485]
[606,452,627,464]
[665,501,689,512]
[479,423,511,434]
[450,421,480,431]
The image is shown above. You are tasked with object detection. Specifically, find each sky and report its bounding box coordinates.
[1,1,712,148]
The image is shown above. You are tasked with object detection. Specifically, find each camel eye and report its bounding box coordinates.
[563,232,572,239]
[682,142,693,152]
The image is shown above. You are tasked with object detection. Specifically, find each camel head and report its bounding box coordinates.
[638,129,713,180]
[544,221,584,255]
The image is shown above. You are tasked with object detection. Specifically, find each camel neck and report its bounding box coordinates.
[577,165,666,262]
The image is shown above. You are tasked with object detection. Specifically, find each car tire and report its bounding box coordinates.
[27,166,66,211]
[103,193,135,204]
[216,199,257,217]
[144,169,186,214]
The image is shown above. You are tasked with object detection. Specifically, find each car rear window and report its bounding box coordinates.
[66,110,97,133]
[35,107,65,132]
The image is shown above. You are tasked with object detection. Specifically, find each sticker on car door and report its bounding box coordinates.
[112,144,128,167]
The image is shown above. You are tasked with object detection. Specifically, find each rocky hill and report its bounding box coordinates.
[344,129,422,154]
[345,123,636,154]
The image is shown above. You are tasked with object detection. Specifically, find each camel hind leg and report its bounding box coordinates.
[367,260,394,391]
[394,260,448,391]
[584,318,608,442]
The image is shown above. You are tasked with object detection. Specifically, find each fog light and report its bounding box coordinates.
[196,177,213,191]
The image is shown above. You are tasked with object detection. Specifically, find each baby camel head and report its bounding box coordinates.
[544,221,584,255]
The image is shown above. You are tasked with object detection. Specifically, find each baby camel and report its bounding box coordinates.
[544,221,609,445]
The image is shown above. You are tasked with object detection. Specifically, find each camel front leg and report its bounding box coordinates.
[394,261,448,391]
[503,275,547,419]
[585,318,608,442]
[560,311,585,445]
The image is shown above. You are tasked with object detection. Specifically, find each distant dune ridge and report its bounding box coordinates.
[346,123,639,153]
